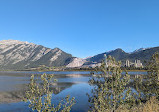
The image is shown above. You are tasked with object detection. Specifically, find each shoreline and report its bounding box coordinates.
[0,69,147,72]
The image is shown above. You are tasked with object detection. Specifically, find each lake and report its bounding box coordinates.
[0,71,147,112]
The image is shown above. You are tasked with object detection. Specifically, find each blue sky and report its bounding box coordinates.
[0,0,159,58]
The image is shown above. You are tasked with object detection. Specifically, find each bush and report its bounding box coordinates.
[88,56,136,112]
[23,74,75,112]
[116,96,159,112]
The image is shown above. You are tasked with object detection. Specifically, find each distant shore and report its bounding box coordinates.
[0,69,147,72]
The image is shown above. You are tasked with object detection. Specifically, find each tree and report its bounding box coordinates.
[88,56,136,112]
[142,52,159,100]
[23,74,75,112]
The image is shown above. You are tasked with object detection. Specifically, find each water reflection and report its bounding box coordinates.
[0,71,91,104]
[0,71,147,112]
[0,83,93,112]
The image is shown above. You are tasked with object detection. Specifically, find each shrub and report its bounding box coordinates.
[88,56,136,112]
[23,74,75,112]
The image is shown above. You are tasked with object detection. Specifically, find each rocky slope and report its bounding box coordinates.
[66,57,87,68]
[0,40,72,70]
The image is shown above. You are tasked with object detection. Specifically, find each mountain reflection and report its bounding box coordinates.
[0,71,90,104]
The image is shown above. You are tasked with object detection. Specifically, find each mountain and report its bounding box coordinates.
[83,47,159,67]
[67,48,130,68]
[86,48,128,63]
[126,47,159,63]
[0,40,158,69]
[0,40,72,70]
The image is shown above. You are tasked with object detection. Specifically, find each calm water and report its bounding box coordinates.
[0,71,147,112]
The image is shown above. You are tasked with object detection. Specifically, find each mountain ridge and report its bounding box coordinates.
[82,47,159,67]
[0,40,159,69]
[0,40,73,70]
